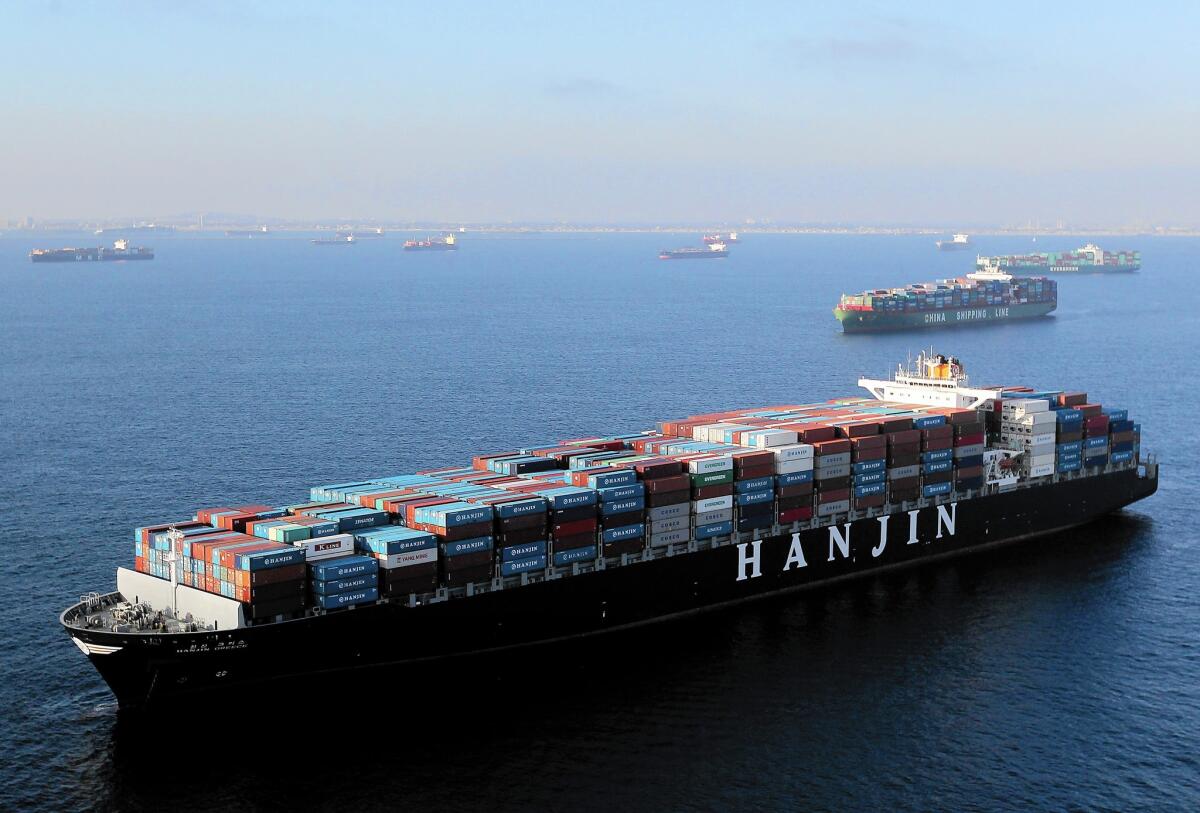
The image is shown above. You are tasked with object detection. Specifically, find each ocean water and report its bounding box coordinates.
[0,232,1196,811]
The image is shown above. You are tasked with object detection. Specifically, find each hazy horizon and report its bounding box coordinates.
[5,1,1198,225]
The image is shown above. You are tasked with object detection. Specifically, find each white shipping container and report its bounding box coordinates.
[772,443,815,462]
[687,456,734,474]
[775,458,814,475]
[292,533,355,561]
[692,423,727,442]
[693,508,733,525]
[750,429,800,448]
[1028,463,1055,478]
[693,495,734,513]
[376,547,438,569]
[1013,411,1056,427]
[1027,452,1056,467]
[1001,399,1050,415]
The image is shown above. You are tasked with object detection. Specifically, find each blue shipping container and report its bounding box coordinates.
[553,546,598,566]
[315,587,379,610]
[501,540,547,562]
[500,554,547,576]
[310,555,379,581]
[441,536,495,557]
[311,573,377,595]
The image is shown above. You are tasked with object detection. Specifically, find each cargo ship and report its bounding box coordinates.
[61,352,1156,710]
[703,232,739,244]
[660,242,728,260]
[978,244,1140,273]
[834,266,1056,333]
[936,233,971,251]
[311,235,355,246]
[404,234,457,251]
[225,227,269,238]
[29,239,154,263]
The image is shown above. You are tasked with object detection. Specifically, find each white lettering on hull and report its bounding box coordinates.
[783,533,808,571]
[827,523,852,562]
[736,540,762,581]
[733,503,960,582]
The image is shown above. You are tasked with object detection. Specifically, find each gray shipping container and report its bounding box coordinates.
[888,464,920,480]
[816,452,852,468]
[648,516,687,534]
[649,529,691,548]
[693,508,733,525]
[817,499,851,517]
[648,503,689,522]
[953,443,986,458]
[816,463,851,480]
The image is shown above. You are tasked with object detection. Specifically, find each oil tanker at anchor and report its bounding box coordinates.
[61,352,1157,710]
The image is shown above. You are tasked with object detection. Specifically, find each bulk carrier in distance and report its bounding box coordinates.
[978,243,1140,273]
[30,239,154,263]
[834,266,1057,332]
[404,234,458,251]
[660,242,728,260]
[936,233,971,251]
[61,352,1156,710]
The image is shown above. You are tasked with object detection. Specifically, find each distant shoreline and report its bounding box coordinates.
[5,225,1200,237]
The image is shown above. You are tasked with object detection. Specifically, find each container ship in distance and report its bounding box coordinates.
[660,242,728,259]
[404,234,458,251]
[834,266,1056,332]
[61,351,1157,710]
[311,235,355,245]
[30,239,154,263]
[936,233,971,251]
[978,244,1140,273]
[703,232,739,244]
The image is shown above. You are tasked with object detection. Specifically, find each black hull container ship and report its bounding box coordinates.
[62,353,1157,710]
[30,239,154,263]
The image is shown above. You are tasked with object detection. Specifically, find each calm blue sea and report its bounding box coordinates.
[1,232,1196,811]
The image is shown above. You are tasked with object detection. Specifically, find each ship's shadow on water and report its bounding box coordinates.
[91,513,1154,812]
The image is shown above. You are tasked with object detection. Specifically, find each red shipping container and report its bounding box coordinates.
[645,474,691,494]
[923,425,953,440]
[853,493,885,509]
[633,458,684,479]
[553,518,597,537]
[693,483,734,500]
[923,437,953,451]
[1077,403,1103,418]
[736,463,775,481]
[811,438,852,456]
[887,429,921,446]
[778,506,814,523]
[955,432,985,447]
[851,434,886,451]
[878,416,914,433]
[851,446,886,462]
[817,488,850,504]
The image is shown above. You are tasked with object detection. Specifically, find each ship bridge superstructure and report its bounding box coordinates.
[859,350,1001,409]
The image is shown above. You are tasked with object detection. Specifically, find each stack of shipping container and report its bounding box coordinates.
[129,389,1142,618]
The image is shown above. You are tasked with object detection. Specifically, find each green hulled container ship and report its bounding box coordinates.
[977,243,1139,274]
[834,268,1057,333]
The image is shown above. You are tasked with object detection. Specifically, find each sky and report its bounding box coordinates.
[2,0,1198,225]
